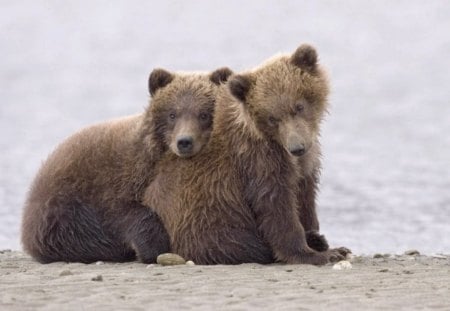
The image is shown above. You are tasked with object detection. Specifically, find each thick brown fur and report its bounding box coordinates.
[144,44,350,265]
[21,68,232,263]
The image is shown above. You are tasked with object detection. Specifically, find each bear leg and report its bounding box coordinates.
[180,229,274,265]
[121,202,171,264]
[24,197,134,263]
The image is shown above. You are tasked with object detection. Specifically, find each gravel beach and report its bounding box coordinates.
[1,251,449,310]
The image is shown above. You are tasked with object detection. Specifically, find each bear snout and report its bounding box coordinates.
[289,144,306,157]
[177,136,194,154]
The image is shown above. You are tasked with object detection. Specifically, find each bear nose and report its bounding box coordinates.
[290,145,306,157]
[177,136,194,153]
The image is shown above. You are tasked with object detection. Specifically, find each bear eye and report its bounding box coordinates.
[295,104,305,114]
[169,113,176,120]
[268,116,278,126]
[199,112,210,121]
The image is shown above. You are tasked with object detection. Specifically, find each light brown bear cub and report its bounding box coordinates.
[144,44,350,265]
[21,67,232,263]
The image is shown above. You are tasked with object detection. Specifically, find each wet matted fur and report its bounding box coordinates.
[21,67,232,263]
[144,44,350,265]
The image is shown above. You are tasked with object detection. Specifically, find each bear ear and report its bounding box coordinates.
[290,44,318,72]
[209,67,233,85]
[148,68,174,96]
[228,74,254,103]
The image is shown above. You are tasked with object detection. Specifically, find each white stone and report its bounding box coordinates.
[332,260,352,270]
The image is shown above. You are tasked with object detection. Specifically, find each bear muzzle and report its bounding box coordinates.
[176,136,194,155]
[289,144,306,157]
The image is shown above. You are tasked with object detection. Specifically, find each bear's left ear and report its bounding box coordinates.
[290,44,318,73]
[228,74,254,103]
[209,67,233,85]
[148,68,174,96]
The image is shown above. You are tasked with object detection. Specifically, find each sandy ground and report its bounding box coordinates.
[1,250,448,310]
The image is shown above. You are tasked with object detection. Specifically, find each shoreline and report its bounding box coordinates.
[1,250,449,310]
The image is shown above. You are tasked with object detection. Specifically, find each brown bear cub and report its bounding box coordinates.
[21,67,233,263]
[144,44,350,265]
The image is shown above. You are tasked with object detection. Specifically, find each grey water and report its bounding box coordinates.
[1,1,449,255]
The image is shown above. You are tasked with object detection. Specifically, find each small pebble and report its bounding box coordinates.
[156,253,186,266]
[95,261,104,265]
[378,268,389,273]
[373,253,384,259]
[403,270,413,274]
[59,270,73,277]
[185,260,195,266]
[431,254,447,259]
[91,275,103,281]
[404,250,420,256]
[332,260,352,270]
[146,264,156,269]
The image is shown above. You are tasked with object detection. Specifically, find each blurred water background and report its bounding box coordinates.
[1,1,449,254]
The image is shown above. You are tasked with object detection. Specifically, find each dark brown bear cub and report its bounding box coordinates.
[21,67,232,263]
[144,44,350,265]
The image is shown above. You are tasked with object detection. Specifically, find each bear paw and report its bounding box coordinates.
[305,230,329,252]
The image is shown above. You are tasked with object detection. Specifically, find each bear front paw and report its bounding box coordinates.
[305,230,329,252]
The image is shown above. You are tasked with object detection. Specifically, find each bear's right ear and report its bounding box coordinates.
[209,67,233,85]
[228,74,254,103]
[148,68,174,96]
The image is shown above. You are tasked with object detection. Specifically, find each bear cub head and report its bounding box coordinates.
[147,67,232,158]
[229,44,329,157]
